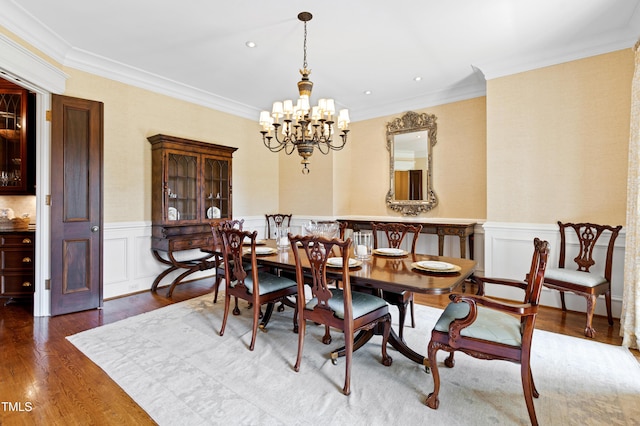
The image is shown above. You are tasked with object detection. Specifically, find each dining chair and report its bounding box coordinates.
[265,213,293,239]
[211,219,245,304]
[426,238,550,426]
[289,233,393,396]
[218,228,298,351]
[543,221,622,337]
[371,221,423,340]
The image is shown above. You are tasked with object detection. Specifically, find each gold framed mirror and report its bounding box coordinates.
[386,111,438,215]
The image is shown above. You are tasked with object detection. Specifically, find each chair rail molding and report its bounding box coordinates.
[483,221,627,318]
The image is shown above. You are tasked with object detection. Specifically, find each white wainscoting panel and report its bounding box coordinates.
[103,217,487,300]
[483,222,626,319]
[103,222,216,299]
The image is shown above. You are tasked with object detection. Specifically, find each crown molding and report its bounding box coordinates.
[0,0,72,64]
[64,48,260,120]
[0,32,67,93]
[352,81,487,122]
[476,32,637,81]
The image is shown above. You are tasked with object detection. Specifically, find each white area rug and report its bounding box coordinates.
[67,294,640,425]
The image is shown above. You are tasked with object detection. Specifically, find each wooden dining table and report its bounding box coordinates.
[240,239,477,367]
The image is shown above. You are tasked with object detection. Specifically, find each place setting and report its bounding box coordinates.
[411,260,462,274]
[244,246,277,256]
[325,257,363,269]
[373,247,408,257]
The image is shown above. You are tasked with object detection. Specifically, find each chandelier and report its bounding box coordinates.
[259,12,350,174]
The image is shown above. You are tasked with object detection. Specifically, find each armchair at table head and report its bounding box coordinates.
[265,213,292,239]
[288,233,393,395]
[542,221,622,338]
[210,219,245,303]
[370,221,423,340]
[426,238,550,426]
[217,228,298,351]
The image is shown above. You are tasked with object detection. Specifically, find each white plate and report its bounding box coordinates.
[168,207,179,221]
[250,246,276,255]
[244,238,267,245]
[417,261,455,270]
[411,261,462,273]
[207,206,221,219]
[373,248,407,256]
[326,257,362,268]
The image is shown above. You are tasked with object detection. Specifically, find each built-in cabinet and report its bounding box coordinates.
[0,231,34,299]
[148,134,237,296]
[0,79,35,195]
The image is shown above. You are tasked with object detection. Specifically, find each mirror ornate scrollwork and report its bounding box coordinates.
[385,111,438,216]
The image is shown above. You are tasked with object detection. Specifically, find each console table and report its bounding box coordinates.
[337,219,476,259]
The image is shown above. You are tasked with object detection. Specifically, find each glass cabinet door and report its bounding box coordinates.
[203,157,230,220]
[0,90,26,192]
[166,152,198,222]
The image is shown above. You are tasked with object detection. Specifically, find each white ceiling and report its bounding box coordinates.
[1,0,638,121]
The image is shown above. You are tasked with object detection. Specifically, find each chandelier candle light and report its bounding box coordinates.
[259,12,350,174]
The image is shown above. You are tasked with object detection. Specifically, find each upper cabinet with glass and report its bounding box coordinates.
[0,79,33,194]
[386,111,438,215]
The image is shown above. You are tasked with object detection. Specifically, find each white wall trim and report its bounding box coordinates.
[0,32,67,94]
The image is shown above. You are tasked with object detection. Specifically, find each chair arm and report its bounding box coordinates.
[450,293,536,316]
[472,276,527,295]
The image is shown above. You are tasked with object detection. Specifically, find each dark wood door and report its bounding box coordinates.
[50,95,103,316]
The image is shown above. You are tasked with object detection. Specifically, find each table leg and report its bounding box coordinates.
[437,234,445,256]
[458,235,466,259]
[330,324,427,367]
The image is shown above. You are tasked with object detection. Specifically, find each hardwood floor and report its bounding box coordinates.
[1,279,638,425]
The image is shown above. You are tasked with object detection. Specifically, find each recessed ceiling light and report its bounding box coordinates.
[245,41,256,48]
[414,76,422,82]
[364,90,372,95]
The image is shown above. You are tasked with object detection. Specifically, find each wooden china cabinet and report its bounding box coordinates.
[148,134,237,296]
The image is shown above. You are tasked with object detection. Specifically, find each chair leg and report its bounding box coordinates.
[521,356,539,426]
[249,301,260,351]
[322,325,332,345]
[559,290,567,311]
[529,365,539,398]
[294,319,306,372]
[444,352,455,368]
[584,294,597,338]
[396,301,408,340]
[213,273,222,303]
[343,328,353,396]
[219,293,231,336]
[425,341,441,409]
[605,289,614,325]
[380,314,393,367]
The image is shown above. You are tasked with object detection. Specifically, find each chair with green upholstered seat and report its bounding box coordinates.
[218,228,298,351]
[289,233,393,396]
[211,219,245,304]
[426,238,550,426]
[543,221,622,338]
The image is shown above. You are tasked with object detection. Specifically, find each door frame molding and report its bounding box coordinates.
[1,32,68,316]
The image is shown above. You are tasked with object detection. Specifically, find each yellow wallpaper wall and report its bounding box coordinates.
[486,49,632,224]
[61,68,280,223]
[329,97,488,219]
[2,24,633,227]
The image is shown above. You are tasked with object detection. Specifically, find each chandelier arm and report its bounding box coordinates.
[262,136,288,153]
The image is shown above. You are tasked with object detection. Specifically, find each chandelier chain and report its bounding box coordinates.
[303,21,308,69]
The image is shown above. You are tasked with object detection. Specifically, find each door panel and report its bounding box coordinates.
[50,95,103,316]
